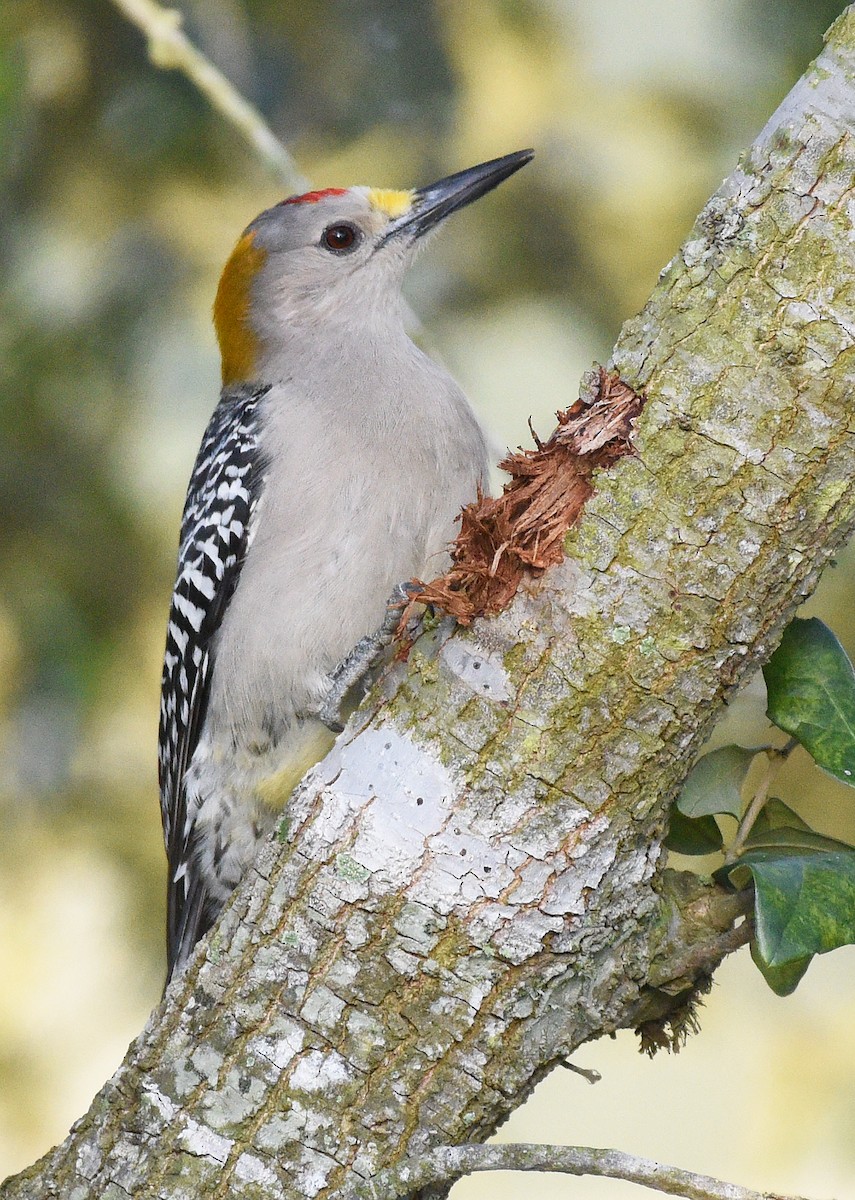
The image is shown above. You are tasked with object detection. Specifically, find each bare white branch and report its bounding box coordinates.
[349,1143,814,1200]
[108,0,309,191]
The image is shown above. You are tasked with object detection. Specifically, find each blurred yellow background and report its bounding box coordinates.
[1,0,853,1194]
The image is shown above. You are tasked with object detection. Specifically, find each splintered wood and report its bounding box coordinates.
[402,367,647,628]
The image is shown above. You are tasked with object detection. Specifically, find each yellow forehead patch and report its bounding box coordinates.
[366,188,414,218]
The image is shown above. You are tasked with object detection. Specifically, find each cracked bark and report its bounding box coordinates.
[5,9,855,1199]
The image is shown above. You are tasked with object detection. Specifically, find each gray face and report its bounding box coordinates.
[246,190,413,308]
[227,153,533,367]
[213,187,425,386]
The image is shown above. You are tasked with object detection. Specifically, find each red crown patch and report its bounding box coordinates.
[281,188,348,206]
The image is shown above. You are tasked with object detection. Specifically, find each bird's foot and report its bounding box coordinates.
[316,582,421,732]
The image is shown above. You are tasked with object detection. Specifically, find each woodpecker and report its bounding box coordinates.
[158,149,534,982]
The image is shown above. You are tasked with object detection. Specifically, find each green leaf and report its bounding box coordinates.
[750,797,810,835]
[740,849,855,966]
[676,744,759,819]
[742,824,855,855]
[750,940,812,996]
[712,860,752,891]
[665,809,723,855]
[763,617,855,787]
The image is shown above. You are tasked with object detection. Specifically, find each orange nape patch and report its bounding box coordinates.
[213,231,267,386]
[282,188,348,205]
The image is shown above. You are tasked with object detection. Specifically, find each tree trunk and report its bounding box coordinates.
[5,9,855,1198]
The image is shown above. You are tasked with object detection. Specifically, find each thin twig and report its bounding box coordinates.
[560,1059,602,1084]
[347,1143,815,1200]
[727,739,798,863]
[109,0,309,191]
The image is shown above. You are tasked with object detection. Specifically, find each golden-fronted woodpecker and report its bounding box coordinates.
[158,149,534,982]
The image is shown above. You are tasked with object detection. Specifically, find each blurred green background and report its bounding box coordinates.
[1,0,854,1194]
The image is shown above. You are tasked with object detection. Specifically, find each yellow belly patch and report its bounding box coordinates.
[255,723,336,810]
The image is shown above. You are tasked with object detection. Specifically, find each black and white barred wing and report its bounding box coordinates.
[158,385,267,972]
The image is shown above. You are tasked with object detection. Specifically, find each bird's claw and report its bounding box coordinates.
[315,581,422,732]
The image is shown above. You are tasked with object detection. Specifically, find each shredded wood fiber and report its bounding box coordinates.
[402,368,647,628]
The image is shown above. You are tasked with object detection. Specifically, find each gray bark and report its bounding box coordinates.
[5,8,855,1198]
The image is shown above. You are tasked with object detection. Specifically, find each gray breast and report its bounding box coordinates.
[205,344,488,740]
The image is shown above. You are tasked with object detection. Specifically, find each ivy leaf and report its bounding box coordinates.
[713,860,751,890]
[665,809,723,855]
[742,824,855,855]
[738,849,855,966]
[763,617,855,787]
[750,798,810,836]
[749,941,812,997]
[676,745,759,820]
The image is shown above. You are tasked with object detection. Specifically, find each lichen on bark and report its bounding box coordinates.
[4,9,855,1200]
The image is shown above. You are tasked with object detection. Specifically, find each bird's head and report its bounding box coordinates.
[213,149,534,386]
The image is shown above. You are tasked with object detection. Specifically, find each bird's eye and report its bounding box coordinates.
[322,224,359,252]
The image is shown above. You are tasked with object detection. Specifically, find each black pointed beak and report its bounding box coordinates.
[384,149,534,243]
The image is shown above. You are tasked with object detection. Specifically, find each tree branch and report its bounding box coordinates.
[108,0,309,190]
[4,7,855,1199]
[351,1142,804,1200]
